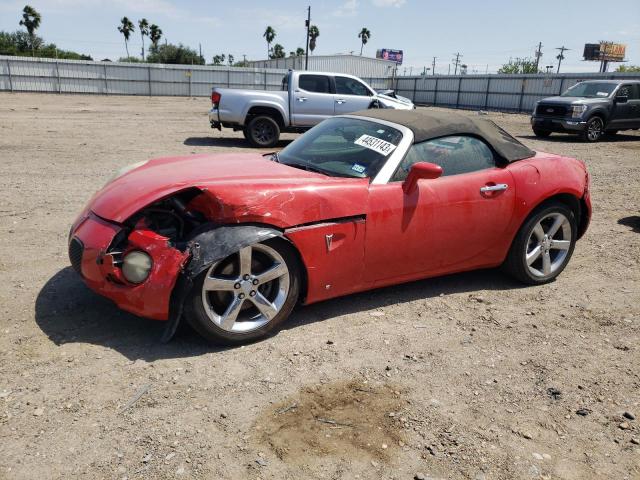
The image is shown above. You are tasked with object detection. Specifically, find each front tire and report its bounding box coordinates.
[503,202,577,285]
[245,115,280,148]
[533,128,551,138]
[185,238,301,345]
[580,116,604,142]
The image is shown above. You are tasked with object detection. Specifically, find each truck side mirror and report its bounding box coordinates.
[402,162,443,194]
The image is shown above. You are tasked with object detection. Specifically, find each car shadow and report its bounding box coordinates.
[618,215,640,233]
[517,133,640,143]
[36,266,523,361]
[183,137,294,149]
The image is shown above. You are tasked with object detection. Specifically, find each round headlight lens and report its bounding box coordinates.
[122,251,153,284]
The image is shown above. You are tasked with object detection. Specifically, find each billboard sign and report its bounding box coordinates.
[376,49,403,65]
[583,42,626,62]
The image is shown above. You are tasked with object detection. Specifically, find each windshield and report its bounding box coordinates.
[277,117,403,179]
[561,82,617,98]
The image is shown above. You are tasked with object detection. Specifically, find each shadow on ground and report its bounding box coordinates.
[618,215,640,233]
[517,133,640,144]
[36,266,522,361]
[183,137,294,149]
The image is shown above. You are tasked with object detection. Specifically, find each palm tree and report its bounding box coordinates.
[228,54,234,66]
[358,27,371,56]
[19,5,41,57]
[117,17,135,59]
[138,18,149,60]
[263,26,276,59]
[308,25,319,54]
[149,24,162,48]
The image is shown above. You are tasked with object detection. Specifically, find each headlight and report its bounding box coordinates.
[122,251,153,284]
[105,160,149,186]
[571,105,587,118]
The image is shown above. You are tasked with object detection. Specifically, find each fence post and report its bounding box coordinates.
[6,59,13,92]
[264,70,267,90]
[227,68,231,88]
[55,61,61,93]
[188,69,192,97]
[517,77,526,113]
[147,66,152,96]
[412,77,418,103]
[558,77,565,96]
[455,77,461,108]
[433,77,438,106]
[484,77,491,110]
[103,63,108,95]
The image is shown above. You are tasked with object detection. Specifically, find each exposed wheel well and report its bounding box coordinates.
[531,193,588,239]
[245,107,285,128]
[587,111,607,126]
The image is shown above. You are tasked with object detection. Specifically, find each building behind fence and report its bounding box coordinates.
[2,55,639,113]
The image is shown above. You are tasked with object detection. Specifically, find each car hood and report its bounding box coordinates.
[89,153,369,226]
[537,96,608,105]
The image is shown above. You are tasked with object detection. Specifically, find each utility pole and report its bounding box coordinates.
[534,42,543,72]
[432,56,436,75]
[304,6,311,70]
[452,52,462,75]
[556,46,569,73]
[243,54,247,65]
[199,43,202,61]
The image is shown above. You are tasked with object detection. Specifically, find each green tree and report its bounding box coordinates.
[212,54,225,65]
[138,18,149,60]
[147,43,204,65]
[149,24,162,47]
[616,65,640,72]
[263,26,276,59]
[227,54,234,66]
[498,57,539,74]
[271,43,285,59]
[358,27,370,56]
[308,25,319,54]
[19,5,41,56]
[117,17,135,59]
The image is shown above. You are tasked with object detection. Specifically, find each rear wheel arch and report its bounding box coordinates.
[244,106,285,128]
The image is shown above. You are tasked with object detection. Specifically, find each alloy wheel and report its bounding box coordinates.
[201,244,290,333]
[251,120,276,145]
[525,212,572,278]
[587,117,603,141]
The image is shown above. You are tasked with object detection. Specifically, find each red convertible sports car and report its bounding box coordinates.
[68,110,591,344]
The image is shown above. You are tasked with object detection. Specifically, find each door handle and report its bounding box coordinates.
[480,183,508,193]
[336,99,346,104]
[297,97,307,102]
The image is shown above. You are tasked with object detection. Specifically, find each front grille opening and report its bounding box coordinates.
[536,104,568,117]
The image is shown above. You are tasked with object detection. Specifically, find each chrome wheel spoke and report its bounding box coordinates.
[249,291,278,320]
[220,296,244,330]
[203,276,237,291]
[526,245,542,265]
[238,246,252,276]
[255,263,287,285]
[550,239,571,251]
[547,215,566,237]
[532,223,545,241]
[542,251,552,275]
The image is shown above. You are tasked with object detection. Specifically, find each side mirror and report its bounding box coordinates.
[615,95,628,103]
[402,162,443,194]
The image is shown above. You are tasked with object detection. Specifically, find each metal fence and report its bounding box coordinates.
[2,55,639,114]
[392,72,640,112]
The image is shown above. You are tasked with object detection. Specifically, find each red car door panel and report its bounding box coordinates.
[365,167,515,284]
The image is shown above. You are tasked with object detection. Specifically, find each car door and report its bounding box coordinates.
[290,74,336,126]
[613,84,640,128]
[364,136,516,285]
[333,76,375,115]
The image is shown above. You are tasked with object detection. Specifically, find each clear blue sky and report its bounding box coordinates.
[1,0,638,73]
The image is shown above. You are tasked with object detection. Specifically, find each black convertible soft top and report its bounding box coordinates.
[354,109,536,163]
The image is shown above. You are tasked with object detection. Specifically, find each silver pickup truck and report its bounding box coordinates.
[208,70,414,147]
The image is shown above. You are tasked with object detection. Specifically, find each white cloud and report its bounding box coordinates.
[372,0,406,7]
[334,0,359,17]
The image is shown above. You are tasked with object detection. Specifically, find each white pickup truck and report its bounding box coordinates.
[208,70,414,147]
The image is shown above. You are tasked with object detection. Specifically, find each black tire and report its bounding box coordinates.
[532,128,551,138]
[580,116,604,142]
[503,202,577,285]
[242,127,251,141]
[185,238,301,345]
[245,115,280,148]
[604,129,618,137]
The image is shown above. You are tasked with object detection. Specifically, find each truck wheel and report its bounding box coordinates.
[533,128,551,138]
[245,116,280,148]
[580,116,604,142]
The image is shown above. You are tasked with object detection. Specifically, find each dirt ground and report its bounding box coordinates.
[0,93,639,480]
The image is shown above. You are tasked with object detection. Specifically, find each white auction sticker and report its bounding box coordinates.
[354,134,397,156]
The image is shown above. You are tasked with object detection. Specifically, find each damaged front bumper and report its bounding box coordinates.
[68,212,190,321]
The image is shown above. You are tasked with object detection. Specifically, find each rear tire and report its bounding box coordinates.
[503,202,577,285]
[185,238,301,345]
[245,115,280,148]
[533,128,551,138]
